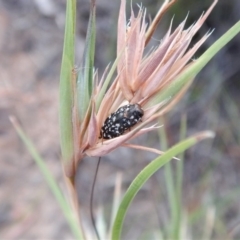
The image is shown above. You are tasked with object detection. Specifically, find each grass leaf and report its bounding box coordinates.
[151,21,240,106]
[77,1,96,120]
[10,117,83,240]
[59,0,76,165]
[111,131,215,240]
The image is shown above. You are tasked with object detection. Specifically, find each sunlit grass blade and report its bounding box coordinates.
[96,207,107,240]
[77,0,96,120]
[202,206,216,240]
[59,0,76,165]
[10,117,83,240]
[111,131,215,240]
[108,173,122,238]
[151,21,240,106]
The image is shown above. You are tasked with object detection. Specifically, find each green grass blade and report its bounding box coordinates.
[77,1,96,120]
[59,0,76,165]
[159,120,177,237]
[10,117,83,240]
[176,114,187,200]
[151,21,240,106]
[111,131,215,240]
[174,114,187,239]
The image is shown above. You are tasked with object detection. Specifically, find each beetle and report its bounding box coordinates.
[100,103,144,139]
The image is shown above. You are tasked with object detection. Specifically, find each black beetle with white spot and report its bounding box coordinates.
[100,104,144,139]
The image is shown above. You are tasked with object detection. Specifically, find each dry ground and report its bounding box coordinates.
[1,0,240,239]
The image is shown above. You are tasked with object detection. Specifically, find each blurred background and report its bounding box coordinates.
[0,0,240,239]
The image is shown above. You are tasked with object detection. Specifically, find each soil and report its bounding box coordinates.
[1,0,240,239]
